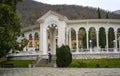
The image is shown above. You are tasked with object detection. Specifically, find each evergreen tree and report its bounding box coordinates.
[0,0,23,57]
[108,28,115,48]
[106,12,109,19]
[99,28,106,48]
[98,8,101,19]
[56,45,72,67]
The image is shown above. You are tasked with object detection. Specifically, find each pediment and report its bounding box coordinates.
[37,10,68,23]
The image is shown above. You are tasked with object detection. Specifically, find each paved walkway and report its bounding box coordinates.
[0,68,120,76]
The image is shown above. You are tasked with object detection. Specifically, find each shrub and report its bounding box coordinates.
[96,64,100,68]
[56,45,72,67]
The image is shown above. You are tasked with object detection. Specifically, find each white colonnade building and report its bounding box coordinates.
[12,10,120,59]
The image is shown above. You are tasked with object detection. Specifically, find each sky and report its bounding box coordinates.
[34,0,120,11]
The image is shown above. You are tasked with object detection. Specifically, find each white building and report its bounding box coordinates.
[9,10,120,59]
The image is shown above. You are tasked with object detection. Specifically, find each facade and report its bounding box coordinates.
[17,10,120,59]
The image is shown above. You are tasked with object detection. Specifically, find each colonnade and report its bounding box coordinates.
[66,27,120,53]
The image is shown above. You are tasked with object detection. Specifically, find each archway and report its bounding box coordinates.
[89,27,96,48]
[71,28,76,52]
[117,28,120,49]
[34,32,39,51]
[47,24,58,54]
[78,28,86,51]
[108,28,115,48]
[99,27,106,48]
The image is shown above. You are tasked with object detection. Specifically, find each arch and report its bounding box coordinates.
[78,27,86,49]
[47,23,58,54]
[89,27,96,48]
[29,33,33,47]
[99,27,106,48]
[34,32,39,51]
[108,27,115,48]
[71,28,76,52]
[117,28,120,48]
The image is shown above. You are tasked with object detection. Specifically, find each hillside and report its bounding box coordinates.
[17,0,120,27]
[114,10,120,14]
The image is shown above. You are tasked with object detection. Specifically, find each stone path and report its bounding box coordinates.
[0,68,120,76]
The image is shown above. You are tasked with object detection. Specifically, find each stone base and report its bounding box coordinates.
[7,55,39,60]
[72,53,120,59]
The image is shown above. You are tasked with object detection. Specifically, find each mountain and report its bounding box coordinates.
[114,10,120,14]
[17,0,120,27]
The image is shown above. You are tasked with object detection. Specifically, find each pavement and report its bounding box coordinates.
[0,68,120,76]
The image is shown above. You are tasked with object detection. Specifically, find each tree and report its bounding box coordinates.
[1,0,23,11]
[0,0,23,57]
[106,12,109,19]
[98,8,101,19]
[108,28,115,48]
[56,45,72,67]
[99,28,106,48]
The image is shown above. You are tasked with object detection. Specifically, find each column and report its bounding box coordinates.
[96,31,99,51]
[86,31,89,49]
[32,33,34,47]
[119,38,120,49]
[69,29,72,49]
[76,31,79,53]
[53,29,56,54]
[115,31,118,52]
[42,28,48,55]
[39,32,40,51]
[66,30,69,45]
[114,31,117,52]
[106,31,109,52]
[50,30,52,52]
[32,33,35,50]
[25,35,29,51]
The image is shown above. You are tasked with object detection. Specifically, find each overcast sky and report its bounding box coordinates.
[34,0,120,11]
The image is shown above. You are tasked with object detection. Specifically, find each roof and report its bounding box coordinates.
[37,10,68,23]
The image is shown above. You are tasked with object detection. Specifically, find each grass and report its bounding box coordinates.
[69,58,120,68]
[0,60,34,68]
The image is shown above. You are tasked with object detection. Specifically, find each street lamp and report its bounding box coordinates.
[89,40,92,53]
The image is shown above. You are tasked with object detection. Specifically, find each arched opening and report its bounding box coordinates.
[89,27,96,48]
[34,32,39,51]
[108,28,115,48]
[71,28,76,52]
[117,28,120,49]
[29,33,33,47]
[78,28,86,51]
[47,24,58,54]
[99,27,106,48]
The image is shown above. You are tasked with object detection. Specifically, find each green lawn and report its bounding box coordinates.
[69,58,120,68]
[0,60,34,68]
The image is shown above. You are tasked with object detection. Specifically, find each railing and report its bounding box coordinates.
[71,48,120,54]
[7,51,42,57]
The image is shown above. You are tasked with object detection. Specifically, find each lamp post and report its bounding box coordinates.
[89,40,92,53]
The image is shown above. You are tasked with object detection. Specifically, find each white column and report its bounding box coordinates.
[39,32,40,51]
[42,28,48,55]
[86,31,89,49]
[96,31,99,50]
[115,31,118,50]
[50,30,52,52]
[114,31,117,52]
[106,31,109,52]
[66,30,69,45]
[53,29,56,54]
[32,33,34,47]
[76,31,79,53]
[69,29,72,49]
[119,38,120,49]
